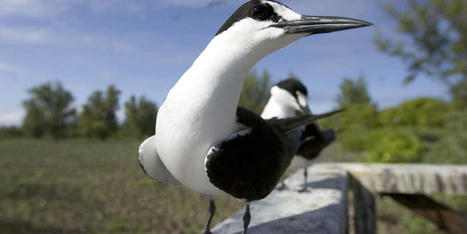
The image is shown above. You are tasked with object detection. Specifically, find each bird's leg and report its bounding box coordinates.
[242,204,251,234]
[298,167,310,193]
[276,177,289,191]
[201,198,216,234]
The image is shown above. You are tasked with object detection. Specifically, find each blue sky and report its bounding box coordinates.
[0,0,450,126]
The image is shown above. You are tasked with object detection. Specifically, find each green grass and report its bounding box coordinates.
[1,138,465,234]
[0,138,242,234]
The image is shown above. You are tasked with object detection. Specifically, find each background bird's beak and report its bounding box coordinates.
[273,16,372,35]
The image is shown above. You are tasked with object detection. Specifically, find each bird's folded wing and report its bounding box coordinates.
[322,129,336,145]
[298,124,336,159]
[205,107,288,202]
[138,135,180,185]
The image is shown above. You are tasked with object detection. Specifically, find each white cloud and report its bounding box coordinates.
[0,0,159,18]
[0,26,134,52]
[89,0,139,12]
[0,108,24,126]
[0,26,48,44]
[0,0,79,18]
[0,61,19,72]
[67,33,135,52]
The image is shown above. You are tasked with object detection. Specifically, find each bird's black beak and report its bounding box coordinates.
[273,15,372,35]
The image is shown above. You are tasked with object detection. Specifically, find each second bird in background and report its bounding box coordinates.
[261,78,337,192]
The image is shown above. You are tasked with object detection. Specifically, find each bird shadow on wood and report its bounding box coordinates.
[214,204,343,234]
[304,177,343,190]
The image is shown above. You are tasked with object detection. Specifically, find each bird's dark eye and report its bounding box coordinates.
[250,4,272,21]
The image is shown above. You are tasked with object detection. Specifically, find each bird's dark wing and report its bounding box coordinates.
[205,107,288,202]
[297,124,336,160]
[267,109,344,134]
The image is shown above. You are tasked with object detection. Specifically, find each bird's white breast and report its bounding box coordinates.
[156,79,241,195]
[155,37,255,195]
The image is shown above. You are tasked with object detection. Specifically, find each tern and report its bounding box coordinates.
[138,0,371,233]
[261,78,337,192]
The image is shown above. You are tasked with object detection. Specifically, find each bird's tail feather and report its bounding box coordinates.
[268,109,344,134]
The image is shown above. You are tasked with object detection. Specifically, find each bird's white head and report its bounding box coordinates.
[271,78,310,113]
[211,0,372,60]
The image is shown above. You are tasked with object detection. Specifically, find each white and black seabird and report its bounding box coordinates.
[138,1,371,233]
[261,78,337,192]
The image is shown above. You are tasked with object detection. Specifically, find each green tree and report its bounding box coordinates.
[0,126,23,139]
[379,97,449,127]
[22,82,76,139]
[336,75,372,107]
[79,85,120,139]
[239,70,273,114]
[320,76,378,139]
[451,79,467,109]
[123,96,158,138]
[375,0,467,106]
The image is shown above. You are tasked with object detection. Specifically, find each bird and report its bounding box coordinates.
[138,0,371,233]
[261,78,337,192]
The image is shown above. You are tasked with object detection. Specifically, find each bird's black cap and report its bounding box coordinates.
[276,78,308,98]
[216,0,287,35]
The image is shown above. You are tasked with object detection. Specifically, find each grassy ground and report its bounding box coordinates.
[0,138,242,234]
[1,138,465,234]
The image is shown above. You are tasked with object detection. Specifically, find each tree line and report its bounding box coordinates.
[13,72,271,140]
[20,83,157,139]
[5,71,467,166]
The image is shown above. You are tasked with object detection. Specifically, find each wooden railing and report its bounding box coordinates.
[212,163,467,234]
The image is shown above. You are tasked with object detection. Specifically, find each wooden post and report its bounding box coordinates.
[330,163,467,195]
[212,165,349,234]
[351,176,376,234]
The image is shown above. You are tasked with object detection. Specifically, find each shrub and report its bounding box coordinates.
[410,127,448,143]
[364,130,425,163]
[319,103,379,132]
[340,129,386,152]
[423,132,467,164]
[379,97,449,127]
[443,111,467,131]
[0,126,23,139]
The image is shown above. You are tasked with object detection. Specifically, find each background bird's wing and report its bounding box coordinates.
[138,135,180,185]
[267,109,344,134]
[204,107,288,202]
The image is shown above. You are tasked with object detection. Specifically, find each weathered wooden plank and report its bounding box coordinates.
[212,165,349,234]
[383,193,467,234]
[351,176,376,234]
[327,163,467,195]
